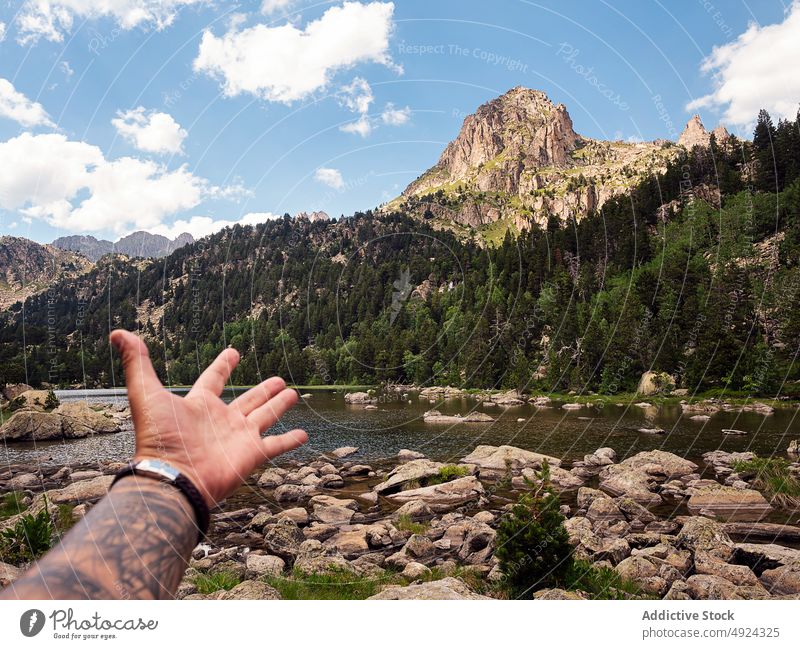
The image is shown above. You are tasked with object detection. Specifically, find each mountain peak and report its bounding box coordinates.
[404,86,580,201]
[678,114,710,148]
[394,86,679,234]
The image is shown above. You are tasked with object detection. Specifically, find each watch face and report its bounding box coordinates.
[136,459,180,482]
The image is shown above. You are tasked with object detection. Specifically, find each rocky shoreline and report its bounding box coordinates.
[2,439,799,600]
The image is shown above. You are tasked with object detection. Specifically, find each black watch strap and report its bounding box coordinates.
[112,460,210,543]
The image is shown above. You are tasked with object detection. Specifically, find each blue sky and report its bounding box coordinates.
[0,0,797,243]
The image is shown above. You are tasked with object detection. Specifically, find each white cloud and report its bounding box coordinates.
[338,77,373,114]
[340,115,373,137]
[0,78,55,128]
[0,22,6,41]
[687,1,800,128]
[193,1,397,103]
[0,132,240,235]
[381,102,410,125]
[112,106,187,155]
[149,212,280,239]
[337,76,374,137]
[314,167,344,190]
[260,0,295,14]
[16,0,204,44]
[60,61,74,80]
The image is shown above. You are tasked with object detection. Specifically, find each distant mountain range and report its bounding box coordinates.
[51,231,195,262]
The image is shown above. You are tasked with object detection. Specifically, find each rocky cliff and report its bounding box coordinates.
[0,236,92,309]
[388,87,729,239]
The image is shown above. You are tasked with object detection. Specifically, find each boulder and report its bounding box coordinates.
[56,402,120,436]
[219,581,281,600]
[677,517,734,561]
[693,550,761,586]
[636,371,676,396]
[685,574,769,600]
[273,484,311,503]
[0,402,120,442]
[388,476,485,512]
[344,392,376,405]
[373,459,444,495]
[324,527,370,557]
[7,472,40,489]
[245,554,285,579]
[734,543,800,569]
[489,390,525,406]
[760,564,800,595]
[47,475,114,505]
[402,561,432,580]
[686,485,772,521]
[367,577,490,600]
[586,498,625,524]
[599,450,697,505]
[516,466,583,490]
[262,519,305,563]
[312,502,356,525]
[257,468,286,488]
[460,444,561,478]
[0,561,21,588]
[392,499,433,521]
[397,449,426,462]
[294,539,353,574]
[330,446,360,458]
[615,556,665,596]
[402,534,435,561]
[423,410,494,423]
[533,588,586,600]
[275,507,309,526]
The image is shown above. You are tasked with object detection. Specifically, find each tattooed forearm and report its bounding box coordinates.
[0,476,198,600]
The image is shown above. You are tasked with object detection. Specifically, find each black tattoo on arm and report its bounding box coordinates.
[0,476,198,600]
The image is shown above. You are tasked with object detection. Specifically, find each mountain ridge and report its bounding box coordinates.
[52,230,195,262]
[389,86,736,238]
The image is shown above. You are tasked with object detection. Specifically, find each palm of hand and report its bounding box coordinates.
[112,330,307,506]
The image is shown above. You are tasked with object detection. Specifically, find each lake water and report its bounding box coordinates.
[2,388,798,470]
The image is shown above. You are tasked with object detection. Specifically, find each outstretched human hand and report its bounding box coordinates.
[110,329,307,507]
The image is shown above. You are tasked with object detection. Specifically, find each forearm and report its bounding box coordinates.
[0,476,198,600]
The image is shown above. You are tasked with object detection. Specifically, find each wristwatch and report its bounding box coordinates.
[112,459,210,542]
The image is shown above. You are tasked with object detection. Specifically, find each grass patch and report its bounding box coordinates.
[192,571,241,594]
[0,492,27,520]
[394,514,430,535]
[265,567,387,600]
[53,504,76,535]
[564,559,643,600]
[732,456,800,508]
[428,465,470,485]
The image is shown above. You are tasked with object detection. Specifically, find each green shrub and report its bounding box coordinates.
[495,462,572,598]
[428,465,470,485]
[0,492,27,520]
[192,571,241,594]
[0,505,54,564]
[44,390,60,410]
[394,514,429,535]
[7,396,26,412]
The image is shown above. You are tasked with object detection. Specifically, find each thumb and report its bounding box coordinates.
[110,329,163,409]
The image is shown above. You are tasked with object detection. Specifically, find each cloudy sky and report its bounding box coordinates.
[0,0,797,243]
